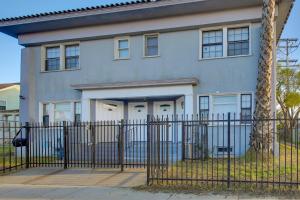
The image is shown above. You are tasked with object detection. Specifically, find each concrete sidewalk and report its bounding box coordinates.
[0,168,293,199]
[0,167,146,187]
[0,184,280,200]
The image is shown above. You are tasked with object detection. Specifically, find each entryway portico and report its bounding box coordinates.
[72,78,198,121]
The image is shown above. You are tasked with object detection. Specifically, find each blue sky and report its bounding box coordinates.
[0,0,299,84]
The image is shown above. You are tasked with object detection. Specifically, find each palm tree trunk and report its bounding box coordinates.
[251,0,276,152]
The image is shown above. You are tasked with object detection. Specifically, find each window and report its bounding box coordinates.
[42,104,50,126]
[145,34,159,57]
[115,38,130,59]
[202,30,223,58]
[199,96,209,120]
[45,46,60,71]
[65,45,79,69]
[0,100,6,111]
[212,95,237,119]
[54,103,71,122]
[74,102,81,123]
[228,27,249,56]
[241,94,252,122]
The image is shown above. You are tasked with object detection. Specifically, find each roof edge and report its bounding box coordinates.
[0,0,164,23]
[277,0,294,42]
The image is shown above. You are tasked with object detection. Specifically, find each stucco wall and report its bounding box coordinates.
[20,22,261,122]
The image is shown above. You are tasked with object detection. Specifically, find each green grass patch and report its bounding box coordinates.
[0,145,24,170]
[150,144,300,191]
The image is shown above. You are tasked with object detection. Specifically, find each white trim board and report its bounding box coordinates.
[82,85,193,100]
[19,7,261,45]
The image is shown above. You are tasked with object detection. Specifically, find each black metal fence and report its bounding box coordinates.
[0,120,26,173]
[2,115,300,190]
[26,120,148,170]
[147,114,300,190]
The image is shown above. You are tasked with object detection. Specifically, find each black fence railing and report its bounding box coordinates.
[0,121,25,174]
[1,114,300,191]
[147,114,300,190]
[26,120,148,169]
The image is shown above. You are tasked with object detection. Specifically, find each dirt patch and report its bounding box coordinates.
[134,185,300,199]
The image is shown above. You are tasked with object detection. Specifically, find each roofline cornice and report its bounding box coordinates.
[0,0,264,38]
[0,0,200,25]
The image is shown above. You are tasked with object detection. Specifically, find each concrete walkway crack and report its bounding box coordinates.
[166,193,174,200]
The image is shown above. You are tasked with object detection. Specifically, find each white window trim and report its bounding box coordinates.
[39,100,81,123]
[199,23,252,61]
[197,92,255,120]
[143,33,160,58]
[114,36,130,60]
[41,42,80,72]
[199,26,225,60]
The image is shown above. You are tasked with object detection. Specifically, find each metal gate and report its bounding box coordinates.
[147,117,208,184]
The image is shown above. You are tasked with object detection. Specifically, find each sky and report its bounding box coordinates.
[0,0,299,84]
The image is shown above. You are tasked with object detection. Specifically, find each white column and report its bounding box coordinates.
[38,103,43,123]
[70,102,75,122]
[82,98,91,121]
[184,94,194,117]
[49,103,55,123]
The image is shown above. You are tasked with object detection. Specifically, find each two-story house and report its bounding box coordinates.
[0,0,293,124]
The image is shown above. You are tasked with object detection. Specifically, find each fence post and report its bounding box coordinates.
[147,115,151,185]
[119,119,125,172]
[182,121,185,161]
[146,115,151,185]
[227,112,231,189]
[63,121,68,169]
[91,123,96,168]
[25,122,30,169]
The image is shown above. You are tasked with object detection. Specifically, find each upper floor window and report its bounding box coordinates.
[200,25,250,60]
[202,30,223,58]
[241,94,252,123]
[65,45,80,69]
[0,100,6,111]
[45,46,60,71]
[42,43,80,72]
[228,27,249,56]
[144,34,159,57]
[115,37,130,59]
